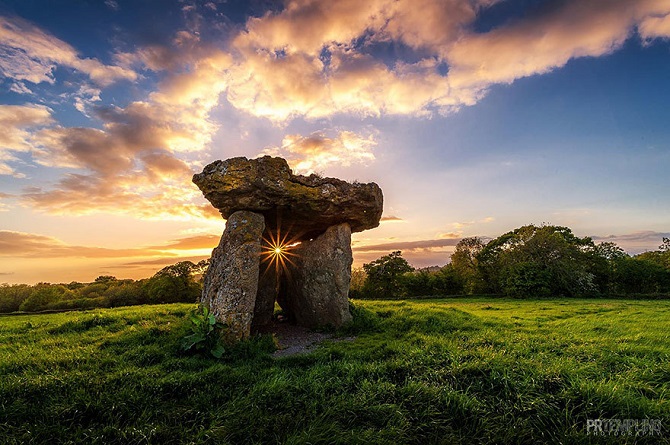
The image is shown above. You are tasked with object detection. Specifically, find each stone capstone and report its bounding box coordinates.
[192,156,383,240]
[201,210,264,342]
[195,156,383,340]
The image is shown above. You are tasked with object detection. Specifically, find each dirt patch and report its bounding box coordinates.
[256,321,354,357]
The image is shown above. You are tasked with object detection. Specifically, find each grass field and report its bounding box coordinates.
[1,298,669,444]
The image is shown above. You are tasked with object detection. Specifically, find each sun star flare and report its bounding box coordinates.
[261,227,301,277]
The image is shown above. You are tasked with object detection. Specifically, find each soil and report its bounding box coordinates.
[256,320,354,358]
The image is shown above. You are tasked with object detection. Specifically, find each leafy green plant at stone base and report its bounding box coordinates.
[181,305,226,358]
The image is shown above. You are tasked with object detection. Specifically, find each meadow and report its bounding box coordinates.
[1,298,668,444]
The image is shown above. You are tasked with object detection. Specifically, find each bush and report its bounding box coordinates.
[502,262,552,297]
[361,251,413,299]
[0,284,33,313]
[19,285,74,312]
[613,257,670,294]
[106,281,147,307]
[144,261,202,304]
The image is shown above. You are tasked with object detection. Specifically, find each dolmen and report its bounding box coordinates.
[193,156,383,341]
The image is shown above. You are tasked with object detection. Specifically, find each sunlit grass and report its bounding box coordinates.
[1,299,668,444]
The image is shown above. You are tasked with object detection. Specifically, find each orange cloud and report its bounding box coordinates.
[225,0,483,120]
[353,238,461,253]
[261,130,376,174]
[639,13,670,40]
[438,232,461,240]
[0,104,53,176]
[224,0,670,121]
[11,46,231,220]
[381,0,485,53]
[234,0,388,56]
[22,176,217,221]
[0,231,219,258]
[8,0,670,224]
[109,255,210,270]
[451,217,495,230]
[148,234,219,250]
[446,0,665,93]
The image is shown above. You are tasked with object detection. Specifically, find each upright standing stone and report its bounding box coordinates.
[287,223,354,328]
[201,210,264,341]
[252,266,278,330]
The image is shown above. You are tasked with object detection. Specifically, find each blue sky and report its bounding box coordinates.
[1,0,669,283]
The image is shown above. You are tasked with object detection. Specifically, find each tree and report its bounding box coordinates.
[658,237,670,269]
[402,269,434,297]
[19,285,71,312]
[431,264,465,295]
[450,237,487,294]
[592,242,629,294]
[349,267,367,299]
[402,265,465,297]
[503,262,552,297]
[146,261,201,303]
[192,259,210,283]
[613,256,670,294]
[0,284,33,313]
[361,251,414,299]
[477,224,601,297]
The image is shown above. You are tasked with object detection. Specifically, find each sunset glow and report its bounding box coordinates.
[1,0,669,283]
[261,228,300,277]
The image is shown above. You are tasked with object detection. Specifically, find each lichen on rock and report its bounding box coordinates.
[193,156,383,240]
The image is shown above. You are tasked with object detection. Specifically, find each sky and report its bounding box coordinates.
[1,0,669,284]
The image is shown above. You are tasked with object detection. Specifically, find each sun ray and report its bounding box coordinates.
[260,224,302,277]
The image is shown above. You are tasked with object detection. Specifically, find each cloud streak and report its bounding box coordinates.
[353,238,461,253]
[110,255,210,270]
[591,230,670,254]
[0,231,219,259]
[0,15,136,86]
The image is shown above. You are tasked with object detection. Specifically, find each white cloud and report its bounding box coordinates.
[15,47,231,220]
[639,13,670,41]
[9,0,670,222]
[0,104,53,176]
[8,81,33,95]
[222,0,670,122]
[260,130,376,174]
[0,15,136,86]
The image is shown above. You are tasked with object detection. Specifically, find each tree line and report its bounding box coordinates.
[0,260,208,313]
[351,224,670,299]
[3,224,668,312]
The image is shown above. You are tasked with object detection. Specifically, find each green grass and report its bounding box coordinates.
[1,299,669,444]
